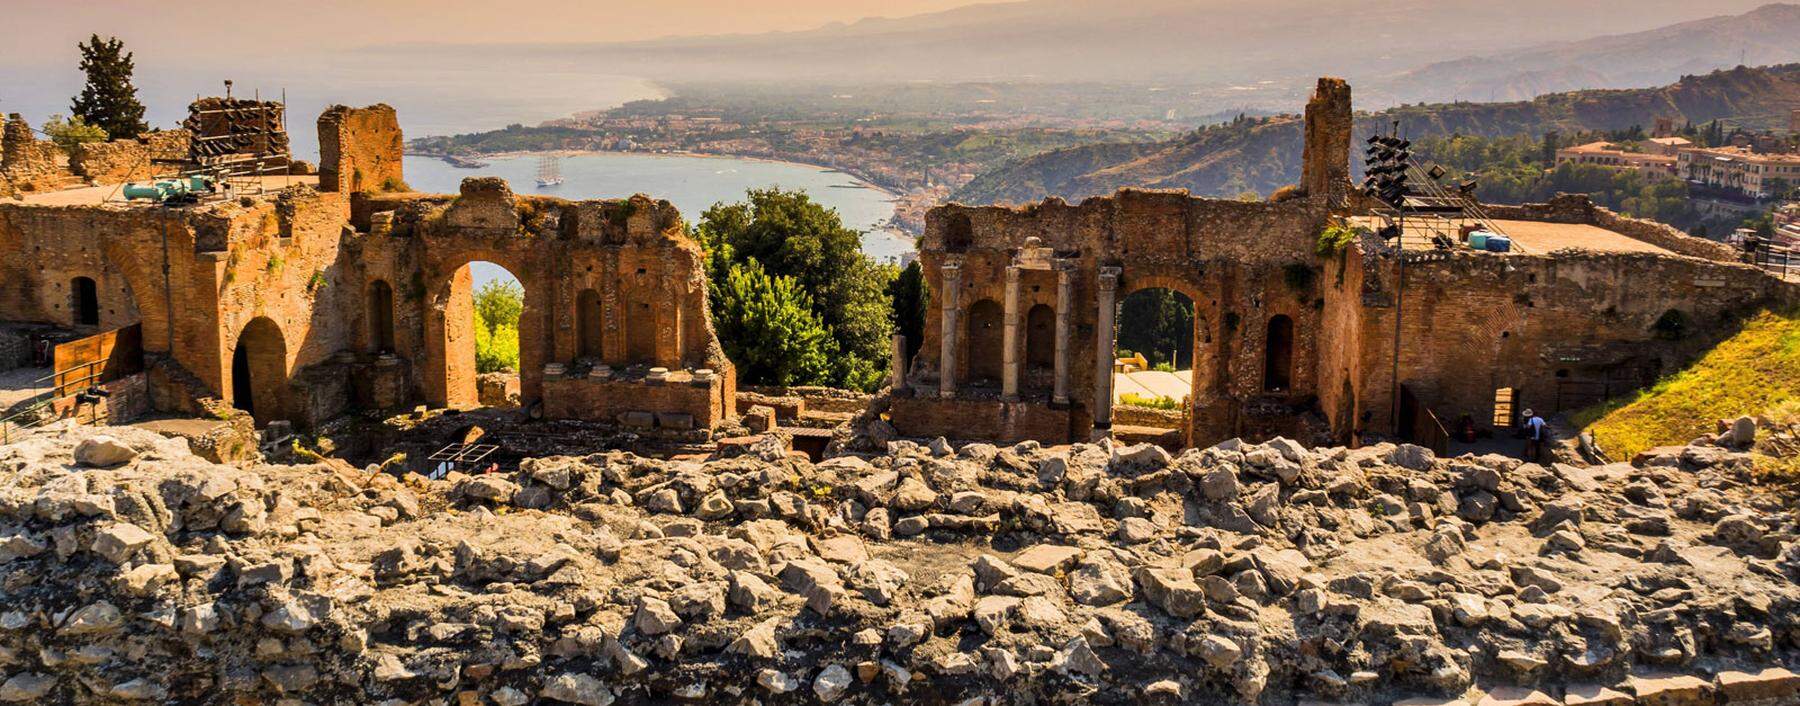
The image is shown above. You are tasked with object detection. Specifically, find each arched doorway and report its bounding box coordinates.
[1115,288,1195,375]
[1264,315,1294,393]
[1112,286,1198,448]
[576,289,604,359]
[449,262,525,409]
[230,316,288,427]
[966,299,1004,385]
[368,280,395,353]
[72,277,99,327]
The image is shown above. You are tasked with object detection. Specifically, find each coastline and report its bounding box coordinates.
[416,148,903,201]
[407,147,920,237]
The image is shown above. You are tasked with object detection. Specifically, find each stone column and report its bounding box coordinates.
[1053,266,1072,405]
[938,262,963,397]
[1002,266,1021,400]
[890,333,907,390]
[1094,266,1121,430]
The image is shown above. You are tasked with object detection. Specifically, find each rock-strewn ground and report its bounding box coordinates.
[1,423,1798,705]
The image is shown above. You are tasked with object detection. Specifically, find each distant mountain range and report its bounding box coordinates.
[1380,3,1800,104]
[372,0,1775,89]
[952,64,1800,205]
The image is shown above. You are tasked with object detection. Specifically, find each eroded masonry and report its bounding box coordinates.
[891,80,1796,450]
[1,81,1795,460]
[1,103,735,448]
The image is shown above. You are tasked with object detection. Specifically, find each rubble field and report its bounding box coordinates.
[1,423,1798,706]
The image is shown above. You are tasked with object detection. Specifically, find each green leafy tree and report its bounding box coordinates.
[1117,289,1193,370]
[475,322,520,373]
[472,279,523,373]
[473,279,522,336]
[41,114,107,152]
[712,262,833,387]
[888,261,927,366]
[697,188,894,390]
[70,35,148,140]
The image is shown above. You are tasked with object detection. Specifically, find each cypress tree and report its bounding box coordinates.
[70,35,148,140]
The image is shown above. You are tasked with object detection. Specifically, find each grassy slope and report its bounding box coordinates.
[1575,310,1800,460]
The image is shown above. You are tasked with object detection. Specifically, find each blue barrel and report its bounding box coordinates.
[1485,235,1512,253]
[1468,232,1489,250]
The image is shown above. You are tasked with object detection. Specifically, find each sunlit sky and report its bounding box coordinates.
[2,0,986,63]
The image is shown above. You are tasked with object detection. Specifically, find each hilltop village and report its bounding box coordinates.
[1,80,1800,705]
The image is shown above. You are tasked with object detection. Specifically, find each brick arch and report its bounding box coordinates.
[420,252,549,409]
[1115,269,1217,444]
[229,315,289,427]
[1118,272,1205,306]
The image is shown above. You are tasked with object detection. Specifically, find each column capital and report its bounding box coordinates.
[1097,266,1121,291]
[1005,265,1021,283]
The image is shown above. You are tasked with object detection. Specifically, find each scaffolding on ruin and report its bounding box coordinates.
[87,82,296,205]
[174,83,293,196]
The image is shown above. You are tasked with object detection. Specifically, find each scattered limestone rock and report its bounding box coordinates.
[73,435,137,468]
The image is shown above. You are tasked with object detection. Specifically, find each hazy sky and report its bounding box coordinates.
[2,0,985,64]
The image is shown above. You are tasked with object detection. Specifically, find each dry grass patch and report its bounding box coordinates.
[1574,310,1800,461]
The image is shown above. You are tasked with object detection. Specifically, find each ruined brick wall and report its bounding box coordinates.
[1,114,77,196]
[68,131,191,185]
[1316,231,1384,445]
[1301,78,1353,201]
[905,187,1335,446]
[356,177,737,428]
[0,206,149,332]
[206,188,361,425]
[317,105,403,193]
[1336,246,1796,437]
[0,184,357,427]
[542,374,728,433]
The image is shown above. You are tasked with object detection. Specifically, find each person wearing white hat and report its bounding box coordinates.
[1521,408,1546,461]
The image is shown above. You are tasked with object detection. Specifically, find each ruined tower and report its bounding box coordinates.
[1301,78,1353,202]
[318,104,403,193]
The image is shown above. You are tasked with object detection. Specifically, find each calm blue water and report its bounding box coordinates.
[403,154,915,288]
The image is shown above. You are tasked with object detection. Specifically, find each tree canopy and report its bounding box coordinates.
[71,35,147,140]
[1116,288,1193,370]
[473,279,523,337]
[698,188,894,390]
[711,261,834,387]
[42,115,107,152]
[472,278,523,373]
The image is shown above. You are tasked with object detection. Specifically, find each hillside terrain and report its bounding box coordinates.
[374,0,1772,87]
[1577,310,1800,462]
[1384,3,1800,104]
[954,64,1800,205]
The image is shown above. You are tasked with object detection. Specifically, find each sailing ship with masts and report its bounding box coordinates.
[535,155,564,188]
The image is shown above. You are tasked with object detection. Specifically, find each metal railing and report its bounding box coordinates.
[0,361,108,445]
[1749,240,1797,281]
